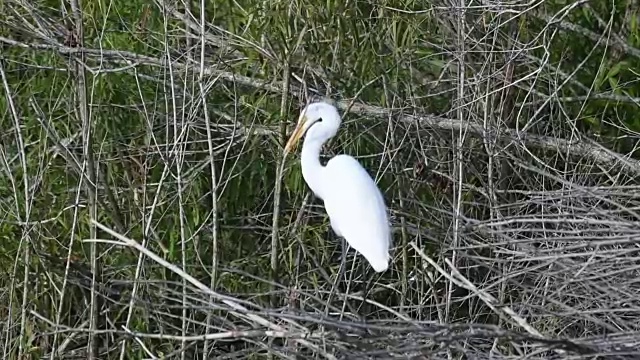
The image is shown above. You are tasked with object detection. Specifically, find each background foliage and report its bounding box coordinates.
[1,0,640,358]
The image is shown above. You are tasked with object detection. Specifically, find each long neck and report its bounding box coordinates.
[301,134,327,200]
[299,105,341,200]
[300,120,339,200]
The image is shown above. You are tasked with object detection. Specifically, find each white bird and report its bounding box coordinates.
[283,100,392,272]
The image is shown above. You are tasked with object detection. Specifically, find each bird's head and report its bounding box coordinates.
[284,100,341,154]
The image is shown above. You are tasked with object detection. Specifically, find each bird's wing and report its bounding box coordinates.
[322,154,391,272]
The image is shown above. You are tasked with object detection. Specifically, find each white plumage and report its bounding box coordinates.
[283,101,391,272]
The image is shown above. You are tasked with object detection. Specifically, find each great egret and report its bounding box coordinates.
[283,100,391,272]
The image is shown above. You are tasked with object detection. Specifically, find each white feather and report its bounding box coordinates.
[284,101,392,272]
[322,155,391,272]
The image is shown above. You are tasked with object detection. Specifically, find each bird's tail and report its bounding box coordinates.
[367,253,390,273]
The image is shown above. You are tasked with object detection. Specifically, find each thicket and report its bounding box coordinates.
[1,0,640,358]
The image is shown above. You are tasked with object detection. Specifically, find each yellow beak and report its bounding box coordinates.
[283,115,307,154]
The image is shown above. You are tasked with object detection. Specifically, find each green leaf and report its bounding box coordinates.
[608,75,619,91]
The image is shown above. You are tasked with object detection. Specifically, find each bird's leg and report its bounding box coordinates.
[325,235,363,318]
[325,235,347,312]
[331,236,347,286]
[336,237,348,283]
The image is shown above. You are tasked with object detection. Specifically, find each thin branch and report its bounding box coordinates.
[1,37,638,177]
[87,220,338,360]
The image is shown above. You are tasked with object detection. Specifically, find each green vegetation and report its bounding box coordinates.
[1,0,640,358]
